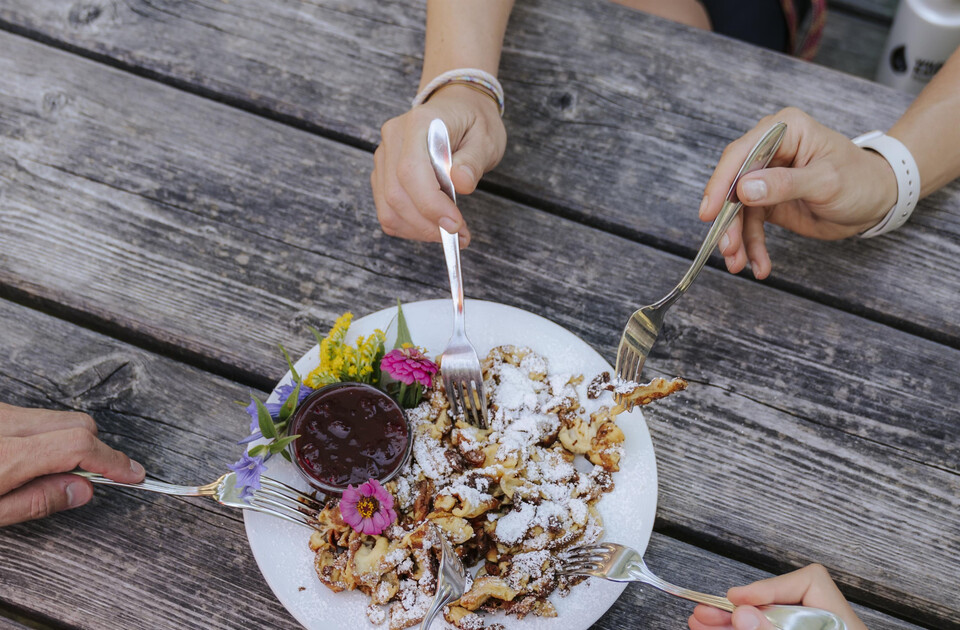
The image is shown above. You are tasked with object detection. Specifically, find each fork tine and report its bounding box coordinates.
[563,549,608,563]
[251,489,316,518]
[443,375,461,416]
[246,496,319,530]
[259,476,325,511]
[464,381,482,427]
[250,492,320,522]
[456,380,471,422]
[468,380,488,428]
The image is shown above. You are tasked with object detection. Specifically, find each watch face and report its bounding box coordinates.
[890,44,908,74]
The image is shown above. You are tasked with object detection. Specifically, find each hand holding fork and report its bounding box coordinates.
[427,118,489,428]
[615,122,787,408]
[74,470,324,530]
[558,542,847,630]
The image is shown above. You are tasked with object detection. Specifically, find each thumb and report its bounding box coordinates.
[736,164,829,208]
[450,140,490,195]
[0,474,93,526]
[731,606,776,630]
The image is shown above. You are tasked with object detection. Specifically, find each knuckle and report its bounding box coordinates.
[382,185,406,211]
[395,159,418,184]
[380,118,398,137]
[379,214,402,237]
[66,426,97,456]
[70,412,97,435]
[778,106,806,124]
[29,488,54,521]
[806,563,830,579]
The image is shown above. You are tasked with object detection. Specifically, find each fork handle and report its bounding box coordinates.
[427,119,469,337]
[439,227,467,337]
[419,582,457,630]
[71,471,209,496]
[631,562,735,612]
[655,122,786,312]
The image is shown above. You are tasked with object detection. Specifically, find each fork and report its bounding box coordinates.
[427,118,489,428]
[558,542,847,630]
[419,524,468,630]
[615,122,787,410]
[72,471,325,530]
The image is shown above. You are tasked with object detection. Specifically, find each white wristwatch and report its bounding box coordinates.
[852,130,920,238]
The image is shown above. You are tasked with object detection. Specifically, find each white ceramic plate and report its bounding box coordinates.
[244,299,658,630]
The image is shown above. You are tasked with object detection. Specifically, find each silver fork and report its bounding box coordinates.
[72,471,325,530]
[427,118,489,428]
[419,524,468,630]
[558,542,847,630]
[615,122,787,410]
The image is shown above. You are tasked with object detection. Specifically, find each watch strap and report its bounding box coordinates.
[852,130,920,238]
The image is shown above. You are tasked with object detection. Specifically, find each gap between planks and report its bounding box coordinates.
[0,20,955,357]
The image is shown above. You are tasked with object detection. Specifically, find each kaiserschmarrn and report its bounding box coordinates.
[307,346,686,629]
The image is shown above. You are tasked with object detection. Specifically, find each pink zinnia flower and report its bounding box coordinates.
[380,347,438,388]
[339,479,397,535]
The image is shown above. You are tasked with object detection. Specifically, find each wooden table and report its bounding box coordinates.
[0,1,957,629]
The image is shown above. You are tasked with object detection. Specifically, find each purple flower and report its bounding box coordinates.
[245,397,281,433]
[339,479,397,535]
[275,381,314,406]
[236,431,263,445]
[380,347,438,388]
[228,453,267,501]
[244,382,314,432]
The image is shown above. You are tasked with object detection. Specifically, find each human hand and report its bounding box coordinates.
[0,402,145,526]
[371,84,507,247]
[700,107,899,279]
[688,564,868,630]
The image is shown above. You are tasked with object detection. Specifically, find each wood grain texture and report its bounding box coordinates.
[0,32,957,626]
[832,0,898,21]
[815,10,889,79]
[0,298,923,630]
[0,615,35,630]
[1,0,959,345]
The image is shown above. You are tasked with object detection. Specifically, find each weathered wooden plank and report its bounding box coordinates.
[0,615,36,630]
[0,31,957,625]
[0,298,921,630]
[815,9,889,79]
[832,0,897,22]
[1,0,958,345]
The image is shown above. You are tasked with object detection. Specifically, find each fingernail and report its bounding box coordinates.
[458,234,469,247]
[130,460,145,477]
[719,234,731,252]
[66,480,84,507]
[749,258,757,270]
[698,195,709,219]
[738,608,762,630]
[439,217,459,233]
[724,255,736,270]
[742,179,767,202]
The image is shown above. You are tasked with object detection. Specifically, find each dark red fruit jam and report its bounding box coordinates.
[291,383,408,489]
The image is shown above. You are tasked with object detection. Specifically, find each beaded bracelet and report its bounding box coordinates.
[412,68,505,116]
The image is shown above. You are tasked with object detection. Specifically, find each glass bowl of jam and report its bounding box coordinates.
[288,382,412,495]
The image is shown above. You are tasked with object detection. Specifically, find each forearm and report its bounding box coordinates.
[420,0,515,88]
[889,47,960,197]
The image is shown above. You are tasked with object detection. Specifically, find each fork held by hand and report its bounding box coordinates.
[559,542,847,630]
[615,122,787,408]
[427,118,489,428]
[73,471,324,531]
